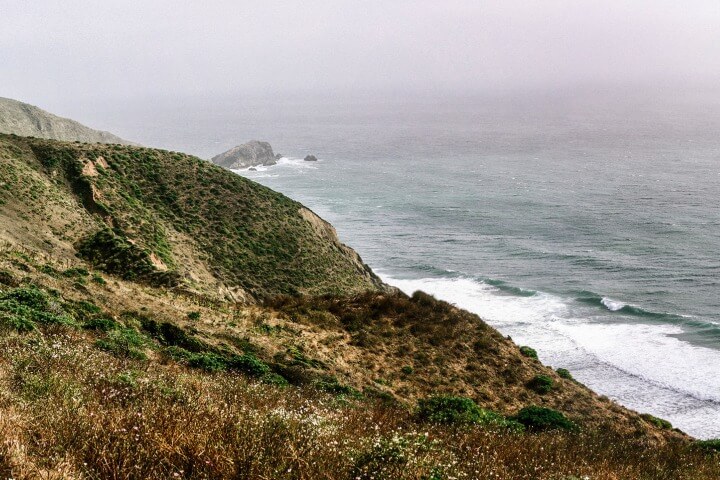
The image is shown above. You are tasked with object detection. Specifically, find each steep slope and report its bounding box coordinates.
[0,97,134,145]
[1,133,714,479]
[0,134,383,299]
[0,245,711,479]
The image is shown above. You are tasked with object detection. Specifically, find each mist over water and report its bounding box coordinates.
[97,89,720,438]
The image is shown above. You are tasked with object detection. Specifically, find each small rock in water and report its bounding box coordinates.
[304,154,318,162]
[248,167,257,171]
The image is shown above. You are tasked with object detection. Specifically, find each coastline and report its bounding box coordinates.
[235,157,720,440]
[380,271,720,439]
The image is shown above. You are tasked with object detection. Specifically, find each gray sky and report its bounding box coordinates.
[2,0,720,110]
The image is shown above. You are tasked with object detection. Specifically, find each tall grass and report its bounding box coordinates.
[0,327,717,479]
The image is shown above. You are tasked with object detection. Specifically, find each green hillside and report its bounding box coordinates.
[0,134,383,299]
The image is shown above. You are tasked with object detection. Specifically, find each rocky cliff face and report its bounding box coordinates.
[211,140,277,169]
[0,97,134,145]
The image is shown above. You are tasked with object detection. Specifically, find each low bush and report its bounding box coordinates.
[556,368,573,380]
[83,317,120,331]
[695,439,720,453]
[95,327,149,360]
[641,413,672,430]
[519,346,538,359]
[417,395,523,431]
[527,374,554,394]
[0,285,75,331]
[513,406,577,432]
[315,376,362,398]
[188,352,227,372]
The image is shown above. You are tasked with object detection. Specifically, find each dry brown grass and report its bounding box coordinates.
[0,247,716,479]
[0,326,718,480]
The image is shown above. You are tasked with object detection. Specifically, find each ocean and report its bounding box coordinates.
[88,88,720,438]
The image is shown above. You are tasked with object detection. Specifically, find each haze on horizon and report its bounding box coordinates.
[2,0,720,116]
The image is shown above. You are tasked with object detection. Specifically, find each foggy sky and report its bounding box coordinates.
[2,0,720,111]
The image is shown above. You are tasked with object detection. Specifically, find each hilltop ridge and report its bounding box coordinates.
[0,97,135,145]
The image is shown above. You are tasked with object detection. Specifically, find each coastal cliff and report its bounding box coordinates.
[0,127,715,478]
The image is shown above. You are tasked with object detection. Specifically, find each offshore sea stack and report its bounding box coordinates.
[211,140,277,169]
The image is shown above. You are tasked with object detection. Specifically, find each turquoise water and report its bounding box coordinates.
[95,90,720,438]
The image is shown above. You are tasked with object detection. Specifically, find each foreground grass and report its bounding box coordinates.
[1,327,718,480]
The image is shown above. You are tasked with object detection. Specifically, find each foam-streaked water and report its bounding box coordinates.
[88,90,720,438]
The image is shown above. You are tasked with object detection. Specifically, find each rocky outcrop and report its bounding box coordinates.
[211,141,278,169]
[0,97,135,145]
[304,154,317,162]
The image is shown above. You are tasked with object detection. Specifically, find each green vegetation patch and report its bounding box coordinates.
[314,375,362,398]
[519,346,538,359]
[641,413,672,430]
[95,327,150,360]
[513,406,578,432]
[556,368,573,380]
[527,374,554,394]
[0,285,76,331]
[77,229,180,287]
[417,395,523,431]
[695,439,720,453]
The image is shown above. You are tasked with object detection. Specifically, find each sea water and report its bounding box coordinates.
[88,88,720,438]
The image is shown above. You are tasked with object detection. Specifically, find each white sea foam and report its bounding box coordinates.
[381,273,720,439]
[601,297,625,311]
[232,156,320,176]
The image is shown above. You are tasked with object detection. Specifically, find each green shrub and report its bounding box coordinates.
[83,317,120,331]
[228,353,271,377]
[513,406,577,432]
[0,310,36,332]
[141,318,210,353]
[519,346,538,359]
[261,372,289,387]
[39,264,60,277]
[0,285,75,330]
[63,267,90,278]
[187,311,201,321]
[315,376,362,398]
[556,368,573,380]
[695,439,720,453]
[641,413,672,430]
[528,374,554,394]
[188,352,227,372]
[163,346,194,362]
[1,286,49,310]
[401,365,414,375]
[95,327,148,360]
[417,395,523,430]
[0,270,17,286]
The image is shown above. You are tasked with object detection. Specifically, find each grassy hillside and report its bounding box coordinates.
[0,97,134,145]
[1,133,718,478]
[0,133,383,299]
[0,247,718,479]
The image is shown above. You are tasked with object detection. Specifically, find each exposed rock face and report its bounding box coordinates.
[211,141,278,169]
[0,97,135,145]
[304,154,318,162]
